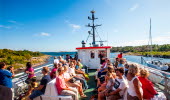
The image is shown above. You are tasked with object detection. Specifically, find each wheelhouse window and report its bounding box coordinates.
[90,51,95,59]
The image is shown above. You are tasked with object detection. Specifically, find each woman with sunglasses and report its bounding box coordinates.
[56,67,78,100]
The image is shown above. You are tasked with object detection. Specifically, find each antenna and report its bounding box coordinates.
[107,32,108,46]
[149,18,153,60]
[86,10,101,47]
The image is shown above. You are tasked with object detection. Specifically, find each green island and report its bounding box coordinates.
[0,49,50,73]
[111,44,170,58]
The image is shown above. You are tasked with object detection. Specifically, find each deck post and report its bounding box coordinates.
[164,77,169,98]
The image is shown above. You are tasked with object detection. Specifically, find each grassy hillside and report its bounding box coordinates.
[111,44,170,58]
[0,49,49,69]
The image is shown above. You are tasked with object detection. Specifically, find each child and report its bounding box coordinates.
[21,77,38,100]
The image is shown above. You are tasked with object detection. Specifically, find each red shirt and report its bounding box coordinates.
[117,54,122,58]
[138,77,157,99]
[55,76,67,95]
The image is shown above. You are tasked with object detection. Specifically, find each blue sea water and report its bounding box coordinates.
[42,52,170,64]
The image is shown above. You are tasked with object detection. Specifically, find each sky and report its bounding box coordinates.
[0,0,170,52]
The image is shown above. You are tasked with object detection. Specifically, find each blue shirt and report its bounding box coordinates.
[0,69,13,88]
[118,64,124,68]
[40,75,51,93]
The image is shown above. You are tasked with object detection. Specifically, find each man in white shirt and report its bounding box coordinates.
[53,56,59,64]
[106,67,127,100]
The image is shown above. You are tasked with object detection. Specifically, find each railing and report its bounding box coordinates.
[14,64,53,78]
[13,64,53,85]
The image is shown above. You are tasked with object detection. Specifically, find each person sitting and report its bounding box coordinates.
[50,63,58,79]
[63,65,87,98]
[58,56,64,63]
[21,77,38,100]
[127,64,143,100]
[53,56,59,64]
[75,62,89,80]
[98,66,116,92]
[28,67,51,100]
[68,62,89,90]
[66,54,72,62]
[98,67,127,100]
[97,58,110,78]
[124,63,129,77]
[117,58,126,68]
[56,67,78,100]
[77,59,88,73]
[138,68,158,99]
[114,58,119,68]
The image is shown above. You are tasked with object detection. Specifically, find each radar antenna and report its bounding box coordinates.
[86,10,102,47]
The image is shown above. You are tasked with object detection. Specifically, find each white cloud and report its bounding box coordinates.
[0,25,11,29]
[113,36,170,46]
[69,24,81,32]
[129,4,139,12]
[65,20,81,32]
[40,32,51,36]
[69,24,81,29]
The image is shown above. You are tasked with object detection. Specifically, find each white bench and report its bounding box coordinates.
[34,79,73,100]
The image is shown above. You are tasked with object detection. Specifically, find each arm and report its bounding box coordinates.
[106,88,121,96]
[11,68,15,77]
[35,85,44,90]
[26,68,34,75]
[64,76,74,82]
[26,70,34,74]
[133,78,143,100]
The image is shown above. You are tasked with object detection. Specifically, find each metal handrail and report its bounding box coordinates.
[14,64,53,78]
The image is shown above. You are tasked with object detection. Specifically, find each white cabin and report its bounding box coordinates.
[76,46,112,69]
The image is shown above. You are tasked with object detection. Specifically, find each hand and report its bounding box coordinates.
[26,71,29,73]
[66,88,71,90]
[105,92,110,96]
[34,88,38,91]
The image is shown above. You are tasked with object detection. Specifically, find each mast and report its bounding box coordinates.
[149,18,153,60]
[87,10,101,47]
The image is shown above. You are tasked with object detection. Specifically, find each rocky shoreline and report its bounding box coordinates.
[14,55,51,74]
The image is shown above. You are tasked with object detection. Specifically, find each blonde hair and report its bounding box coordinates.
[140,68,149,78]
[128,64,139,75]
[42,66,49,73]
[63,65,68,72]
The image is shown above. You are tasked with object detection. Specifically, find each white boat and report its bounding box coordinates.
[146,60,169,71]
[11,11,169,100]
[145,19,169,71]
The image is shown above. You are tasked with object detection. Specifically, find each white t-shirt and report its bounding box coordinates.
[54,59,59,64]
[68,67,76,76]
[112,77,127,96]
[63,73,70,79]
